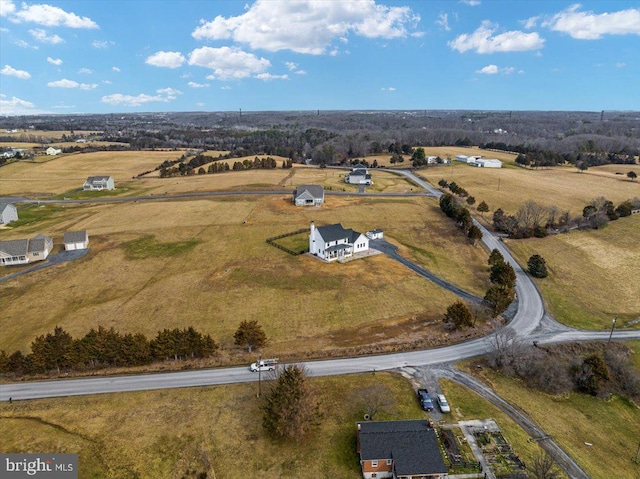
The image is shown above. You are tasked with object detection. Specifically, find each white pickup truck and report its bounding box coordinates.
[250,358,278,372]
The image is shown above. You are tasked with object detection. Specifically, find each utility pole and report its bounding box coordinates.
[257,354,262,398]
[607,317,617,345]
[633,440,640,464]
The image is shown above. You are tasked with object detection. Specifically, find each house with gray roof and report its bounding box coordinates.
[346,167,372,185]
[0,234,53,266]
[293,185,324,206]
[0,203,18,225]
[356,420,448,479]
[63,230,89,251]
[83,176,115,191]
[309,221,369,262]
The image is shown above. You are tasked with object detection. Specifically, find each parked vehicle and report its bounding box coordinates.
[250,358,278,372]
[437,394,450,413]
[417,388,434,411]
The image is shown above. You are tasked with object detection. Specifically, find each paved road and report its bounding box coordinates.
[0,249,89,283]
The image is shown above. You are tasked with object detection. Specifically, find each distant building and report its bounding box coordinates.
[470,159,502,168]
[366,229,383,240]
[293,185,324,206]
[0,203,18,225]
[309,221,369,262]
[63,231,89,251]
[0,234,53,266]
[356,420,448,479]
[46,147,62,156]
[83,176,115,191]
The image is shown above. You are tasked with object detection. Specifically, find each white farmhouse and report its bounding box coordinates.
[46,147,62,156]
[345,167,372,185]
[83,176,115,191]
[309,221,369,262]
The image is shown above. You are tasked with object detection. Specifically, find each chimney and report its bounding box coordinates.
[310,220,315,235]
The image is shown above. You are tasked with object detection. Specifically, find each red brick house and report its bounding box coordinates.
[356,420,448,479]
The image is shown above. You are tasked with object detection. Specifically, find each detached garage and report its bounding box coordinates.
[63,230,89,251]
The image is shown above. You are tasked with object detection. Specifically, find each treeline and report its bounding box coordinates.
[487,339,640,401]
[493,197,640,238]
[159,156,291,178]
[0,325,217,376]
[438,181,483,244]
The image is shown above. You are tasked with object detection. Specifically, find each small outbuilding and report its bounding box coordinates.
[46,146,62,156]
[293,185,324,206]
[63,230,89,251]
[366,229,383,240]
[0,203,18,225]
[83,176,115,191]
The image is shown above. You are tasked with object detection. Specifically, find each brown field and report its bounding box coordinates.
[0,151,184,196]
[0,372,421,479]
[0,195,489,354]
[506,214,640,329]
[419,163,640,215]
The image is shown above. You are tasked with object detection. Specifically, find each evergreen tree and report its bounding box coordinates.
[483,285,515,317]
[261,365,321,439]
[443,301,474,329]
[467,224,483,245]
[488,248,504,267]
[477,200,489,217]
[527,254,548,278]
[234,320,267,353]
[30,326,73,374]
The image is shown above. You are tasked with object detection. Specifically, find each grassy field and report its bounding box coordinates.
[463,356,640,479]
[0,151,184,196]
[419,162,640,216]
[506,214,640,329]
[0,372,422,479]
[0,195,489,355]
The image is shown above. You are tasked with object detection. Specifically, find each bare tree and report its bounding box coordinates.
[354,384,396,420]
[515,200,550,230]
[529,451,562,479]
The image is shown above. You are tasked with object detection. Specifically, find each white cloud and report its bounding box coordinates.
[29,28,63,44]
[101,88,182,107]
[1,0,17,17]
[476,64,520,75]
[47,78,97,90]
[112,66,120,72]
[541,5,640,40]
[476,64,498,74]
[0,27,9,32]
[449,20,545,53]
[78,67,92,74]
[616,62,627,68]
[187,81,209,88]
[255,72,288,81]
[53,104,75,109]
[102,80,112,84]
[189,46,270,80]
[220,85,231,90]
[92,40,114,49]
[192,0,420,54]
[381,87,396,91]
[1,64,31,79]
[47,56,62,65]
[196,102,205,107]
[460,0,480,6]
[146,51,185,69]
[436,13,450,31]
[295,69,307,75]
[14,39,37,48]
[12,2,98,28]
[0,94,42,115]
[522,16,540,29]
[284,61,297,71]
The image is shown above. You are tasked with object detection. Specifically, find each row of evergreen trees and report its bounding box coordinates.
[0,326,218,376]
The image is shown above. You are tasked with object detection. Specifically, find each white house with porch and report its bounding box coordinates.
[309,221,369,262]
[83,176,115,191]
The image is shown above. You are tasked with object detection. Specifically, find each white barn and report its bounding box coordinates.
[309,221,369,262]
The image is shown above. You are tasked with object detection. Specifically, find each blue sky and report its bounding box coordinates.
[1,0,639,115]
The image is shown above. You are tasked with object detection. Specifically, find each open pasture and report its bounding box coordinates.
[0,195,488,355]
[506,214,640,330]
[0,372,418,479]
[0,150,183,196]
[421,163,640,216]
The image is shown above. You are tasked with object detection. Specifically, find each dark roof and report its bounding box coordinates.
[0,239,28,256]
[294,184,324,200]
[357,420,447,476]
[350,230,365,242]
[64,231,88,243]
[0,203,16,211]
[86,176,112,183]
[316,223,352,243]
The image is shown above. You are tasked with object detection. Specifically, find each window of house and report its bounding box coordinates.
[386,459,392,466]
[371,460,378,468]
